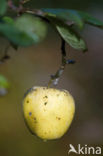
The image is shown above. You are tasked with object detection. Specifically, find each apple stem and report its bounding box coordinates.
[47,38,75,88]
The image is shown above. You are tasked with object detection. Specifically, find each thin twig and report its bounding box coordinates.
[7,0,46,17]
[8,0,19,12]
[48,38,75,87]
[0,45,10,64]
[8,0,26,15]
[48,39,66,87]
[47,39,74,87]
[20,0,31,4]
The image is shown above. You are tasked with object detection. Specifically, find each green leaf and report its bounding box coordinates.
[10,42,18,50]
[0,23,36,46]
[45,15,87,51]
[42,8,103,29]
[0,14,48,46]
[78,11,103,28]
[3,16,14,24]
[0,74,10,96]
[42,8,84,29]
[56,25,87,51]
[0,74,10,89]
[15,14,47,44]
[42,8,103,50]
[0,0,7,16]
[0,17,18,50]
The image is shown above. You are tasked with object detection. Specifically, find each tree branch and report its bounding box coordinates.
[7,0,46,17]
[8,0,21,12]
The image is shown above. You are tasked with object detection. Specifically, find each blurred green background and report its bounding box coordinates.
[0,0,103,156]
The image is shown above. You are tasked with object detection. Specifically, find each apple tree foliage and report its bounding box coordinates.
[0,0,103,95]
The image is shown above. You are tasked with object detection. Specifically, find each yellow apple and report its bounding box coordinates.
[23,86,75,140]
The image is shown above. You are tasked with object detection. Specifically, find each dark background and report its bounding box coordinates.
[0,0,103,156]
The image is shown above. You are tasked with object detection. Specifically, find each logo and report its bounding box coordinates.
[68,144,102,155]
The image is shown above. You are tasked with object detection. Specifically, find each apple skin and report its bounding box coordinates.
[23,86,75,140]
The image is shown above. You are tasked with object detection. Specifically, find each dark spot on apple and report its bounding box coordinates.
[56,117,61,120]
[43,96,48,98]
[34,117,37,123]
[44,102,47,105]
[29,112,32,116]
[34,117,36,120]
[63,90,68,96]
